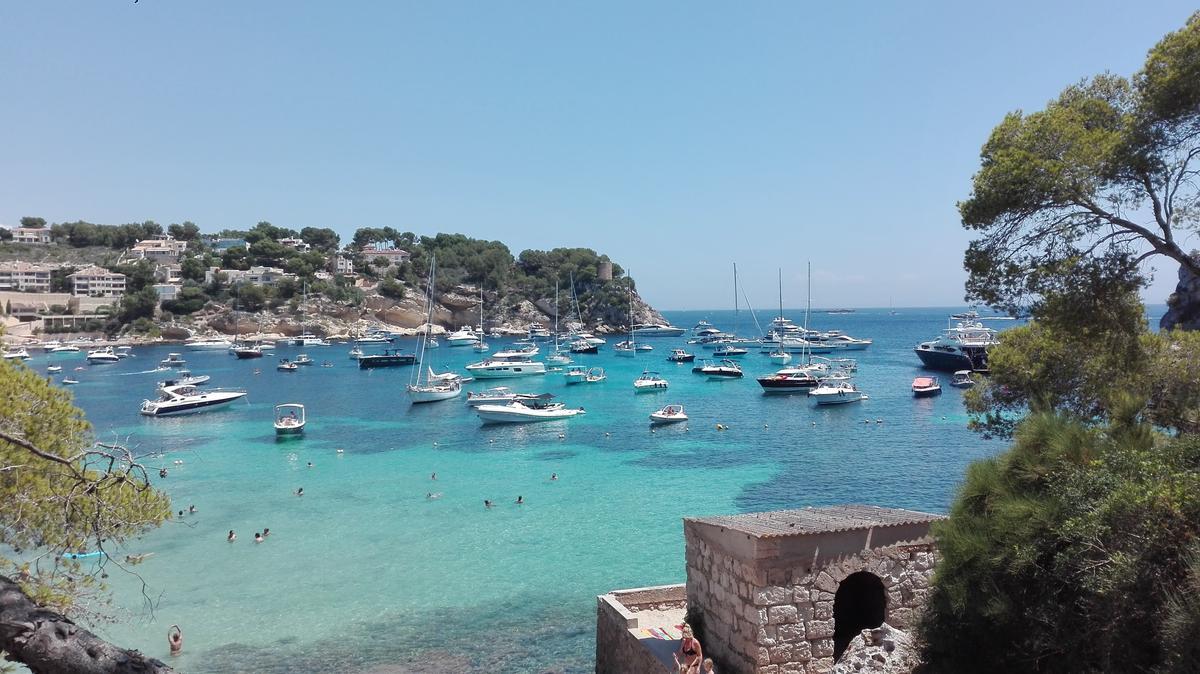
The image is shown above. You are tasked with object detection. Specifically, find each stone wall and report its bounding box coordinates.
[684,522,937,674]
[596,584,685,674]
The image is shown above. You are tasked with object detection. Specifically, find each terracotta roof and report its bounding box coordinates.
[686,505,945,539]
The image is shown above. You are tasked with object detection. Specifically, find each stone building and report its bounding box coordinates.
[12,227,52,245]
[597,505,943,674]
[0,261,56,292]
[67,265,126,298]
[130,235,188,263]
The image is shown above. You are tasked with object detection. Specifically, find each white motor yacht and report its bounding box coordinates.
[466,386,542,407]
[47,365,63,374]
[630,323,685,337]
[446,327,477,347]
[650,404,688,424]
[185,337,234,350]
[159,369,211,388]
[633,371,669,392]
[465,357,546,379]
[87,347,121,364]
[526,323,553,341]
[294,354,314,366]
[808,380,868,405]
[563,365,588,384]
[950,370,976,388]
[697,359,743,379]
[475,398,585,424]
[140,384,247,416]
[159,353,187,367]
[274,403,306,435]
[914,319,999,372]
[3,348,31,360]
[493,344,540,359]
[756,366,820,393]
[289,334,329,347]
[49,344,81,353]
[115,346,134,359]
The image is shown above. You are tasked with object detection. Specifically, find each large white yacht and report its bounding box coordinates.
[808,380,867,405]
[475,398,585,424]
[464,357,547,378]
[2,347,31,360]
[185,336,234,350]
[140,384,247,416]
[445,327,478,347]
[288,334,329,347]
[86,347,121,364]
[630,323,685,337]
[914,319,1000,372]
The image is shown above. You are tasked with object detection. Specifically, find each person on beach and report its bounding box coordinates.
[516,496,524,505]
[674,623,703,674]
[168,625,183,656]
[227,530,236,542]
[702,658,716,674]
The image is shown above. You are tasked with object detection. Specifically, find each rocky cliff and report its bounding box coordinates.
[1161,253,1200,331]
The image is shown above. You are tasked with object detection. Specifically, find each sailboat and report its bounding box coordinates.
[546,279,572,366]
[472,286,490,352]
[768,269,792,364]
[406,257,463,404]
[614,282,637,357]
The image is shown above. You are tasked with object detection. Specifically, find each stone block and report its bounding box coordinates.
[814,600,833,620]
[814,571,838,593]
[743,604,768,626]
[758,624,778,646]
[793,639,812,661]
[755,586,791,606]
[768,605,799,624]
[811,637,835,658]
[781,664,806,674]
[760,666,781,674]
[890,607,914,629]
[795,603,814,622]
[777,622,806,643]
[770,643,795,664]
[807,618,834,639]
[757,646,772,665]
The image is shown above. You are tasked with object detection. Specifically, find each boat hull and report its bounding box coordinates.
[475,407,582,423]
[274,424,305,436]
[358,354,416,368]
[407,385,462,403]
[913,387,942,398]
[465,362,547,378]
[141,393,246,416]
[914,347,987,372]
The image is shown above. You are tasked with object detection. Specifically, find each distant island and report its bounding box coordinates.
[0,218,667,342]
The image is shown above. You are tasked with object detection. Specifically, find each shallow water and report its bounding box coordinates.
[26,308,1084,672]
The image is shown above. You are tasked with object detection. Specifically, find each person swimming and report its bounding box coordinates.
[426,492,442,500]
[431,472,437,481]
[295,487,304,496]
[516,496,524,505]
[168,625,183,656]
[159,468,168,478]
[254,532,263,543]
[307,462,313,468]
[261,528,270,538]
[551,473,558,481]
[188,504,196,514]
[227,530,236,542]
[484,499,494,508]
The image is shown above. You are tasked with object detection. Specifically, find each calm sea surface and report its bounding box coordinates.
[27,306,1161,672]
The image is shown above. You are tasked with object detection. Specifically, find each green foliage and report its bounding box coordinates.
[378,275,406,300]
[960,12,1200,317]
[0,359,172,615]
[180,255,207,282]
[49,267,74,293]
[221,245,251,271]
[19,216,46,229]
[49,220,163,250]
[0,227,11,242]
[166,221,200,241]
[300,226,339,252]
[116,287,159,324]
[1160,548,1200,674]
[238,284,267,312]
[161,286,210,315]
[920,409,1200,673]
[110,260,156,293]
[242,221,297,245]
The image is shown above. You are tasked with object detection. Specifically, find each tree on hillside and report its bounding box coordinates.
[242,221,297,245]
[961,12,1200,329]
[0,227,11,241]
[0,357,175,672]
[299,226,340,252]
[166,221,200,241]
[19,216,46,229]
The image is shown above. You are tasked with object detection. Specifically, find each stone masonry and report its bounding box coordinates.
[683,505,944,674]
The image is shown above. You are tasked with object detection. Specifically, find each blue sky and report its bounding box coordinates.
[1,1,1194,309]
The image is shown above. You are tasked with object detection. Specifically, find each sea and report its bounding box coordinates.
[21,306,1165,672]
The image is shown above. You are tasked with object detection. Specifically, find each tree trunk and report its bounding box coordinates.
[0,575,175,674]
[1161,254,1200,331]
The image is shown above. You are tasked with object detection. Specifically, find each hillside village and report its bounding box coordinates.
[0,218,665,344]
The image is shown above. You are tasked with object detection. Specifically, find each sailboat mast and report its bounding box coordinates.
[413,256,435,386]
[778,268,783,319]
[733,262,739,336]
[554,278,560,351]
[804,261,812,362]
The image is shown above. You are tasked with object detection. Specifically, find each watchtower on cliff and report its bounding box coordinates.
[683,505,943,673]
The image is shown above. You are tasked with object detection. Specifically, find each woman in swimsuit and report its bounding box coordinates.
[168,625,183,656]
[674,623,702,674]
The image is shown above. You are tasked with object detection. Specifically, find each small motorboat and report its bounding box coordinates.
[698,359,743,379]
[277,359,299,372]
[568,339,598,354]
[756,367,819,393]
[47,365,63,374]
[4,347,34,360]
[666,349,695,363]
[274,403,306,436]
[49,344,81,353]
[115,346,134,359]
[912,376,942,397]
[712,344,749,358]
[294,354,314,366]
[232,344,265,359]
[348,347,364,360]
[159,353,187,367]
[87,347,121,364]
[613,341,636,357]
[633,371,669,392]
[808,380,867,405]
[650,404,688,424]
[475,397,585,424]
[950,370,976,388]
[584,367,606,383]
[62,377,80,385]
[159,369,211,388]
[563,366,588,384]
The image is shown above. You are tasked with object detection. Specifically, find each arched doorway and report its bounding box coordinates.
[833,571,886,660]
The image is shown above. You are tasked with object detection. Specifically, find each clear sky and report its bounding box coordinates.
[1,1,1195,310]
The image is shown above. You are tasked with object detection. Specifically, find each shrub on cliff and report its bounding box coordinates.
[919,405,1200,673]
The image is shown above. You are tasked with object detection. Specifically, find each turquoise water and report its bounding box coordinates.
[28,308,1059,672]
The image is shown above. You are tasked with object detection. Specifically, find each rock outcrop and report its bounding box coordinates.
[832,623,921,674]
[1161,253,1200,331]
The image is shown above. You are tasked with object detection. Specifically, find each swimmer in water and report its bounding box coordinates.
[177,510,183,517]
[159,468,168,478]
[551,473,558,481]
[484,499,494,509]
[427,492,443,500]
[431,472,437,481]
[516,496,524,505]
[295,487,304,496]
[254,532,263,543]
[307,462,313,468]
[227,530,236,542]
[188,505,196,514]
[262,528,270,538]
[168,625,183,656]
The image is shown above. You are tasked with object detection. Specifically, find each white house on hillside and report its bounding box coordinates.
[13,228,52,245]
[361,243,410,268]
[130,235,188,263]
[0,261,56,292]
[68,265,126,297]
